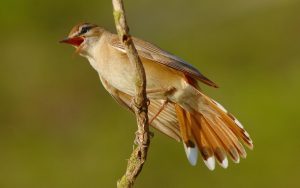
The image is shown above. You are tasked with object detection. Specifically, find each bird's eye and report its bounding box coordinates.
[80,26,90,34]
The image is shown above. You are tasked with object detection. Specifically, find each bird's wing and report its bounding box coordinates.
[109,35,218,88]
[99,76,181,141]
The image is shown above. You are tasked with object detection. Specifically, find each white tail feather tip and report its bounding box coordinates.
[212,100,227,113]
[244,131,250,138]
[184,145,198,166]
[220,157,228,168]
[233,157,240,164]
[204,157,215,171]
[234,119,244,129]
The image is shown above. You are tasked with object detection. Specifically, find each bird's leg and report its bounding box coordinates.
[149,100,168,124]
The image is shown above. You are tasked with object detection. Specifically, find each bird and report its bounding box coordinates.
[60,23,253,170]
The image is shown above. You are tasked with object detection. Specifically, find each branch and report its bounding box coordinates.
[112,0,150,187]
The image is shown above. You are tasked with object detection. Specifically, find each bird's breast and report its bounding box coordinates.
[89,45,135,95]
[89,42,186,97]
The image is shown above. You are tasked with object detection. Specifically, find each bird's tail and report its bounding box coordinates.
[174,86,253,170]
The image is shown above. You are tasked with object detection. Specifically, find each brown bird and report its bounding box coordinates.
[60,23,253,170]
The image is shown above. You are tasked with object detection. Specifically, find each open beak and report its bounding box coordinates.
[59,36,84,47]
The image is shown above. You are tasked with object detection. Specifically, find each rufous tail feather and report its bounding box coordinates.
[174,88,253,170]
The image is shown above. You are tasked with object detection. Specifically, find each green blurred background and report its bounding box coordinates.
[0,0,300,187]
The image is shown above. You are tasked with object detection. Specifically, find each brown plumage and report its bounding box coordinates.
[61,23,254,170]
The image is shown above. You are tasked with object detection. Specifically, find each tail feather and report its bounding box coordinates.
[209,99,253,149]
[174,85,253,170]
[214,117,242,162]
[215,116,247,159]
[190,117,215,170]
[205,115,240,163]
[174,104,198,165]
[198,115,228,168]
[174,105,194,147]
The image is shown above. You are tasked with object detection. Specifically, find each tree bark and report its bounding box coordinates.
[112,0,150,187]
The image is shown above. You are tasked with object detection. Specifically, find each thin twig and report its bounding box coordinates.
[112,0,150,187]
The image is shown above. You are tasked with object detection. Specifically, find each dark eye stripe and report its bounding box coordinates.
[79,26,92,35]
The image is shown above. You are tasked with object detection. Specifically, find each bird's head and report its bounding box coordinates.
[60,23,104,55]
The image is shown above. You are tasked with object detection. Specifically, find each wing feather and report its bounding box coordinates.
[109,35,218,88]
